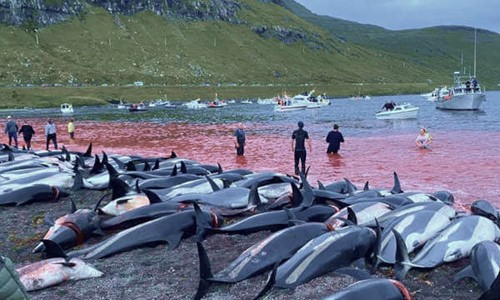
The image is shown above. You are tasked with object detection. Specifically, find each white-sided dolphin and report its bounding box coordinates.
[394,215,500,280]
[454,240,500,291]
[323,278,411,300]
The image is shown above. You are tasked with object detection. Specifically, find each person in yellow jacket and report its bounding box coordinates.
[68,119,75,141]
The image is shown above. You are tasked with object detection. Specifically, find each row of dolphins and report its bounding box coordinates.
[1,143,500,300]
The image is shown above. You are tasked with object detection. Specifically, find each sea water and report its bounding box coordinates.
[5,91,500,208]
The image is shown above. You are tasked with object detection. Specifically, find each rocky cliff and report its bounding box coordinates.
[0,0,243,27]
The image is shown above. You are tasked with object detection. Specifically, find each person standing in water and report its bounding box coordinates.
[4,116,18,148]
[45,119,58,150]
[234,123,246,156]
[18,120,35,151]
[291,121,312,175]
[415,127,432,149]
[325,124,344,155]
[67,119,75,142]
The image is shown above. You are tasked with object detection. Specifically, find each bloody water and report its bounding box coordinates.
[12,119,499,209]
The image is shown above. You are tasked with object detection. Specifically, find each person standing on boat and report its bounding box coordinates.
[326,124,344,155]
[234,123,246,156]
[45,119,58,150]
[4,116,18,148]
[415,127,432,149]
[292,121,312,175]
[67,119,75,142]
[18,120,35,151]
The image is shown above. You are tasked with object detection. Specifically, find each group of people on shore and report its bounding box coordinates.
[4,117,75,151]
[233,121,432,175]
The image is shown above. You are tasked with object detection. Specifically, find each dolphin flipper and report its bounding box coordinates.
[454,265,477,283]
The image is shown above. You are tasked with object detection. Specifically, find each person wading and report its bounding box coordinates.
[291,121,312,175]
[234,123,246,156]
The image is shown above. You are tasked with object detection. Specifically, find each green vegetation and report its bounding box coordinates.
[0,82,436,109]
[0,0,499,109]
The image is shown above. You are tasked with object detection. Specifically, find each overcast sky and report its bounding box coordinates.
[294,0,500,34]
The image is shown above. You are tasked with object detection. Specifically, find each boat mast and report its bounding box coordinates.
[473,28,477,78]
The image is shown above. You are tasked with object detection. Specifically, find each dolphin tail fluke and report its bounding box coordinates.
[290,182,303,208]
[193,202,210,242]
[299,172,314,207]
[393,229,412,281]
[253,262,278,300]
[165,232,183,250]
[391,171,403,194]
[194,242,214,300]
[170,151,177,158]
[478,271,500,299]
[72,168,84,191]
[372,218,383,271]
[42,240,68,259]
[143,161,151,171]
[248,183,265,213]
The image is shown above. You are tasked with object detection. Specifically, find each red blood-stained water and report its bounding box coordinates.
[16,119,500,208]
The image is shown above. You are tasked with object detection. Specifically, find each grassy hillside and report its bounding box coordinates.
[2,0,498,108]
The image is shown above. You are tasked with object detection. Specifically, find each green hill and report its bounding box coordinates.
[0,0,499,108]
[283,0,500,88]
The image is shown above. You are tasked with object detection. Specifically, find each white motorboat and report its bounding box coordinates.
[60,103,74,114]
[183,99,208,109]
[375,103,419,120]
[273,102,308,112]
[163,101,177,108]
[292,90,330,108]
[435,30,485,110]
[434,72,485,110]
[117,100,129,109]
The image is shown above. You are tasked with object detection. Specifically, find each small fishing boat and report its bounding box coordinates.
[60,103,74,114]
[163,101,177,109]
[273,102,308,112]
[183,99,208,109]
[375,103,419,120]
[129,103,148,112]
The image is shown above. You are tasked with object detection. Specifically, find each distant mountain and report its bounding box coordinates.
[0,0,498,90]
[283,0,500,87]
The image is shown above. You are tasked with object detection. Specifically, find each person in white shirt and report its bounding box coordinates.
[44,119,58,150]
[415,128,432,149]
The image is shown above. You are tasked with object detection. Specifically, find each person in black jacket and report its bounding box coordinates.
[291,121,312,175]
[326,124,345,155]
[18,120,35,151]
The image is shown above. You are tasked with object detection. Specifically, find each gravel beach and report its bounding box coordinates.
[0,183,485,300]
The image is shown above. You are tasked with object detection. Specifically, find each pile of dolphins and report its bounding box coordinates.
[1,143,499,300]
